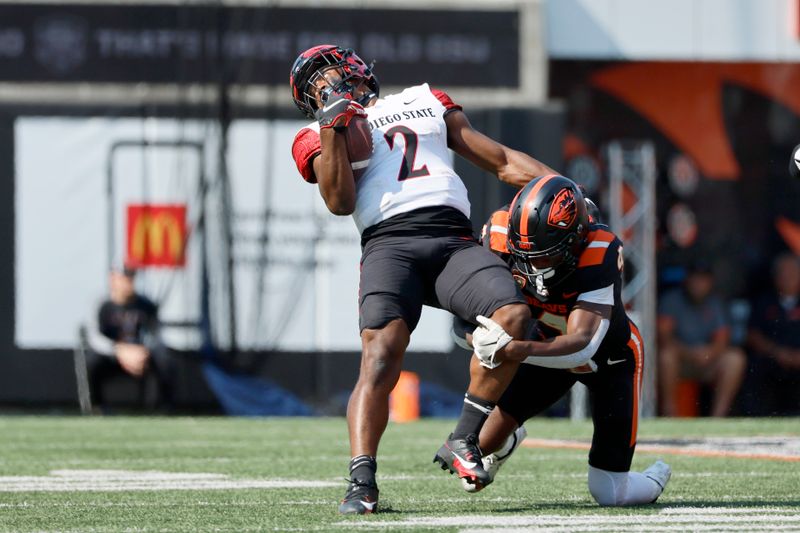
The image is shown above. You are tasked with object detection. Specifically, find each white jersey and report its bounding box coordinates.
[291,83,471,233]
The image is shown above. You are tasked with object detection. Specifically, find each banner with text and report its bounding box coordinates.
[0,4,519,88]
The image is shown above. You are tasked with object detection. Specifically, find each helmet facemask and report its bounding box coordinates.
[508,230,584,300]
[291,46,379,118]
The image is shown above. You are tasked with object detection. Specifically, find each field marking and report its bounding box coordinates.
[0,469,339,492]
[0,500,280,509]
[660,506,800,514]
[522,437,800,462]
[461,526,800,532]
[336,507,800,530]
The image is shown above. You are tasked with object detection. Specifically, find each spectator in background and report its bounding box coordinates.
[84,264,174,412]
[657,261,746,416]
[745,253,800,415]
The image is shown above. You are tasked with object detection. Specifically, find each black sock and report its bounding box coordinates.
[452,393,495,439]
[349,455,377,483]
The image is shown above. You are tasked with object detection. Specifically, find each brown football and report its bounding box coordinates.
[346,116,373,180]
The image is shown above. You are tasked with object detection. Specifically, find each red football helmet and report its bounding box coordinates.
[507,175,589,297]
[289,45,380,118]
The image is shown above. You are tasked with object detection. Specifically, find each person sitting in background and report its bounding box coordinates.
[657,261,746,417]
[745,253,800,416]
[84,264,174,412]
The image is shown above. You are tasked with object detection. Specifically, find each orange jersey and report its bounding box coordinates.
[481,207,632,354]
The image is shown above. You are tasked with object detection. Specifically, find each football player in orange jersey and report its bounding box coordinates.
[290,45,558,514]
[453,175,671,506]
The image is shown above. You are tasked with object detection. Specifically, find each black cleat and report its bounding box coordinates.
[338,478,379,515]
[433,433,491,486]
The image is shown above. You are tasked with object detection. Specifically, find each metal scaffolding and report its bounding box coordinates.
[606,140,658,417]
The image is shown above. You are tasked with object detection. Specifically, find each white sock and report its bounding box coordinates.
[588,466,663,506]
[492,429,518,457]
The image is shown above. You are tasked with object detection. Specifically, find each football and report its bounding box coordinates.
[790,143,800,180]
[346,116,373,180]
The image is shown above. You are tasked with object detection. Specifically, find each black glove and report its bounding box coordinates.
[315,93,367,131]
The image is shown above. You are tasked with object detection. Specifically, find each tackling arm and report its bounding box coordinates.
[497,302,612,368]
[444,110,557,188]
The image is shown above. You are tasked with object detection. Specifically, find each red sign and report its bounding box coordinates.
[126,204,187,268]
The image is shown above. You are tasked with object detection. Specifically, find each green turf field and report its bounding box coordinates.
[0,416,798,532]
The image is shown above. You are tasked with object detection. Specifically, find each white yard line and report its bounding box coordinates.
[660,506,800,514]
[460,526,800,533]
[0,469,338,492]
[336,509,800,529]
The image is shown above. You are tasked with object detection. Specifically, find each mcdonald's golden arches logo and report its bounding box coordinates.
[126,204,187,268]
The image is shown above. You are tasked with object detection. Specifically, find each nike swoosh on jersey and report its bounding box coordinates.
[403,98,418,105]
[607,358,626,365]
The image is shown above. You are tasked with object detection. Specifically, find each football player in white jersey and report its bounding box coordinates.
[290,45,555,514]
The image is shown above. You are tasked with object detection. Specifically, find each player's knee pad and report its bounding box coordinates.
[588,465,627,506]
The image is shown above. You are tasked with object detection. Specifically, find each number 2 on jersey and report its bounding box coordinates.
[384,125,430,181]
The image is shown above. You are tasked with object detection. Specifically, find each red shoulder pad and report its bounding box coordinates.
[292,127,321,184]
[431,88,463,113]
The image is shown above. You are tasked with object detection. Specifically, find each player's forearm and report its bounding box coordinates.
[446,113,556,184]
[316,129,356,215]
[504,331,594,362]
[496,149,558,188]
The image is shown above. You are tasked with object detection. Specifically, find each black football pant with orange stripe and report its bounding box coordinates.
[497,346,641,473]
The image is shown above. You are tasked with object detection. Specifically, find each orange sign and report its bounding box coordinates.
[126,204,187,268]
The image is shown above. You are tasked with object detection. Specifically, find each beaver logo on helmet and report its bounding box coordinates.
[507,175,589,299]
[548,188,577,228]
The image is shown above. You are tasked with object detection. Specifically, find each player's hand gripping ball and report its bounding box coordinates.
[314,93,373,180]
[790,144,800,180]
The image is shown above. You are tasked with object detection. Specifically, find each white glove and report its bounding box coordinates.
[471,315,514,369]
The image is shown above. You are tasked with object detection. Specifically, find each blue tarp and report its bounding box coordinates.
[202,362,313,416]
